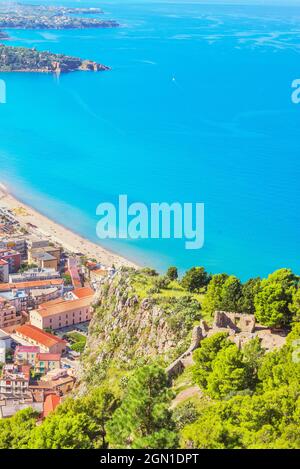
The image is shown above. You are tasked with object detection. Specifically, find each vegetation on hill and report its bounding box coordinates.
[181,324,300,448]
[0,45,109,73]
[78,268,203,390]
[1,265,300,449]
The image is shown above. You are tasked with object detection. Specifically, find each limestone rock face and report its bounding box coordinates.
[77,269,201,389]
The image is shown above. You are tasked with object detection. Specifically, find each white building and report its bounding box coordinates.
[9,267,60,283]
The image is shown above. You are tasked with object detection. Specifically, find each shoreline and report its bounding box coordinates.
[0,184,138,270]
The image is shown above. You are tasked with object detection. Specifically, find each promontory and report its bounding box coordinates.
[0,45,109,73]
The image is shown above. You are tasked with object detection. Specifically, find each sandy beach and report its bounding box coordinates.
[0,184,138,269]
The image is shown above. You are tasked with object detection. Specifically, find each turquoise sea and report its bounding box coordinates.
[0,0,300,279]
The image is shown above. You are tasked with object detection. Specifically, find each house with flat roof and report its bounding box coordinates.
[0,398,43,419]
[30,251,58,270]
[0,290,27,313]
[28,246,61,270]
[9,267,60,284]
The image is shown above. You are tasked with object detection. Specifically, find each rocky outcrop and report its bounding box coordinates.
[77,269,201,389]
[79,60,110,72]
[0,45,110,73]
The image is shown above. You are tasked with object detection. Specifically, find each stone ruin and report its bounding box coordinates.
[166,325,204,381]
[213,311,256,333]
[166,311,287,381]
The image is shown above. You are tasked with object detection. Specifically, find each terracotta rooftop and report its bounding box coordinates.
[36,296,93,318]
[0,279,64,291]
[39,297,65,309]
[15,345,40,354]
[72,286,94,299]
[37,353,61,362]
[15,324,66,349]
[43,393,60,418]
[91,269,107,277]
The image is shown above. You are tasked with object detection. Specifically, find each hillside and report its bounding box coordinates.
[78,268,202,390]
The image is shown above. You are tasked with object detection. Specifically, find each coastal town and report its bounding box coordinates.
[0,188,117,420]
[0,3,118,31]
[0,2,118,73]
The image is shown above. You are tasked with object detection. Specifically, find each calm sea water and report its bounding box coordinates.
[0,0,300,279]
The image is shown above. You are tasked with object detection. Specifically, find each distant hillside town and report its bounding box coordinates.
[0,2,117,73]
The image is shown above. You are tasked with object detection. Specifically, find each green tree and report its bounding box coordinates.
[193,332,231,390]
[0,408,38,449]
[257,325,300,392]
[254,268,298,328]
[180,388,300,449]
[242,337,265,388]
[107,365,177,449]
[31,388,117,449]
[181,267,211,293]
[289,288,300,322]
[201,273,229,317]
[166,266,178,281]
[206,344,250,399]
[221,275,242,312]
[154,276,171,290]
[239,277,261,314]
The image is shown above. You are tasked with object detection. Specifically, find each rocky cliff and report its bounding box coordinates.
[78,268,202,390]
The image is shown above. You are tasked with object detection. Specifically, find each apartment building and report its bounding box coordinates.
[14,345,40,366]
[30,294,94,330]
[28,246,61,271]
[0,249,21,273]
[35,353,61,374]
[14,324,66,354]
[0,297,19,329]
[0,238,27,260]
[0,364,30,397]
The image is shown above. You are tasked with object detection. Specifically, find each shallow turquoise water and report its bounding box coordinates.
[0,1,300,279]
